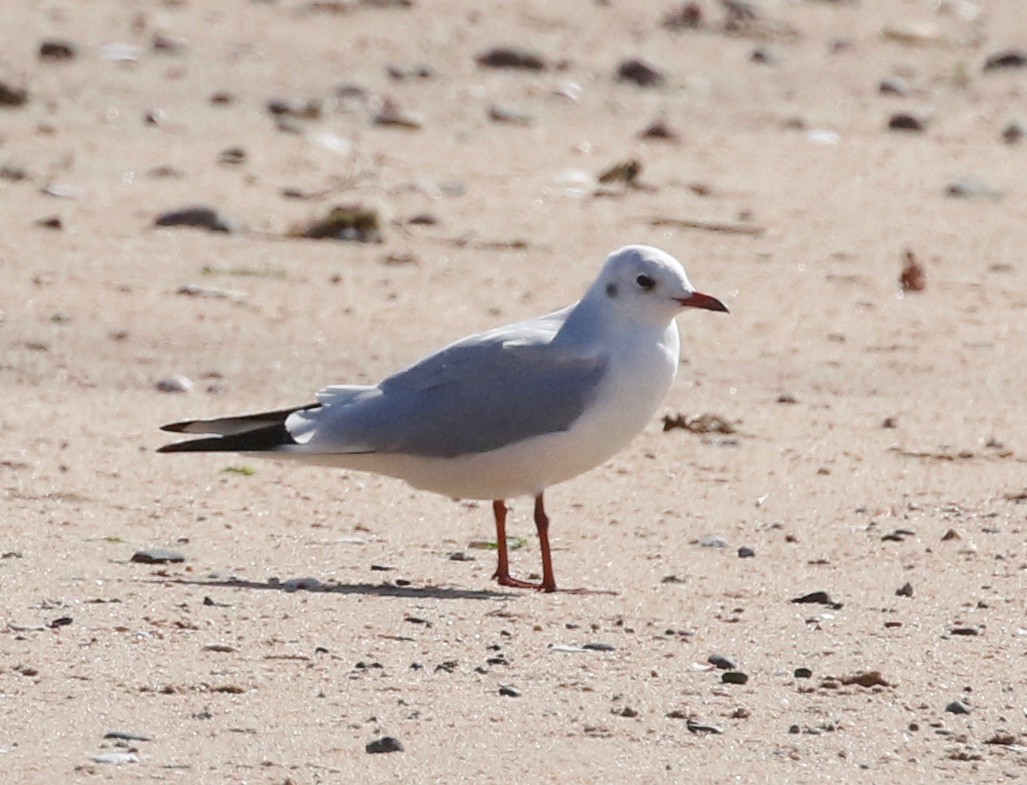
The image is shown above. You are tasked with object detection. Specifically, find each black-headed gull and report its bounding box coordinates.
[159,245,727,591]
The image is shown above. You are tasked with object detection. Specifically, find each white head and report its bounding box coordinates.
[588,245,727,328]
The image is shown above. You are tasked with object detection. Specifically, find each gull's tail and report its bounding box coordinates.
[157,404,318,453]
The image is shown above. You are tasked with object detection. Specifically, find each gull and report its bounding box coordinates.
[158,245,727,591]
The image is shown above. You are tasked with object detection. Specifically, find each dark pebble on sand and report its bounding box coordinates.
[949,626,980,636]
[737,546,755,558]
[794,667,813,679]
[616,58,666,87]
[722,671,749,685]
[982,49,1027,72]
[708,654,737,670]
[498,685,521,697]
[888,112,927,132]
[1002,122,1024,144]
[365,736,404,754]
[131,549,185,565]
[791,590,833,605]
[39,40,77,61]
[0,81,29,108]
[945,700,972,715]
[476,46,547,71]
[154,205,239,233]
[36,215,63,230]
[896,582,914,597]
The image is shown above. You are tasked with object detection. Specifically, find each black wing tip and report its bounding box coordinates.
[156,437,232,453]
[160,420,196,433]
[157,422,297,454]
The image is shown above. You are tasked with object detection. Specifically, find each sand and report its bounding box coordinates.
[2,0,1026,782]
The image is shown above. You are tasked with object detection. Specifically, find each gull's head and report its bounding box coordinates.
[591,245,728,326]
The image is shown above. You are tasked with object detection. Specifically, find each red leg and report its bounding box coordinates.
[491,499,539,590]
[534,493,557,592]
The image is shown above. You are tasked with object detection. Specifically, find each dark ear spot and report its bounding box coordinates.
[606,283,618,298]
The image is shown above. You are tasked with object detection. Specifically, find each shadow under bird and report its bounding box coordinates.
[158,245,728,592]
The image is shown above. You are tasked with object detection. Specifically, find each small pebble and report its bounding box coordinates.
[945,700,972,715]
[131,549,185,564]
[878,76,910,96]
[699,535,727,549]
[152,32,187,54]
[750,47,779,65]
[488,104,533,125]
[662,3,703,30]
[0,81,29,108]
[155,375,194,394]
[217,146,246,165]
[386,63,434,80]
[582,642,615,652]
[498,685,521,697]
[616,58,666,87]
[365,736,404,754]
[949,626,980,636]
[900,249,927,292]
[407,213,439,226]
[154,205,239,233]
[0,164,28,181]
[35,215,63,230]
[39,40,77,61]
[708,654,737,670]
[896,582,914,597]
[1002,121,1024,144]
[177,284,246,302]
[722,671,749,685]
[373,99,424,129]
[945,177,1003,200]
[476,47,547,71]
[638,119,681,142]
[982,49,1027,72]
[791,590,833,605]
[282,577,325,592]
[794,667,813,679]
[91,752,139,765]
[737,546,755,559]
[888,112,927,132]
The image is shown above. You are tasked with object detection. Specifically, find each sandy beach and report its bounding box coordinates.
[2,0,1026,782]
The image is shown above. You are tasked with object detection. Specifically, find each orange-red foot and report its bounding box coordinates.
[493,572,556,592]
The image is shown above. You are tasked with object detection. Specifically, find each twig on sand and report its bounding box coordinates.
[649,216,766,237]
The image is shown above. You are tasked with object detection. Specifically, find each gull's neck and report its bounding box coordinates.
[554,291,672,351]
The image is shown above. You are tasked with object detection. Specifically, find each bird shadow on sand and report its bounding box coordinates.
[157,575,508,600]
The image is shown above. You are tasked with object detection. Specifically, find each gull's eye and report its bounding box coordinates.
[635,274,655,291]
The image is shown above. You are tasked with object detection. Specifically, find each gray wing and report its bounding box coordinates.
[288,307,608,458]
